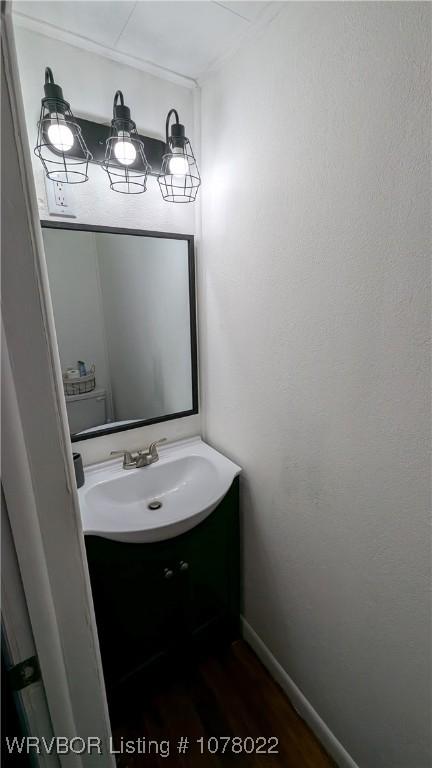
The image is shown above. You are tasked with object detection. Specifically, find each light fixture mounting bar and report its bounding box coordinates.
[63,117,166,176]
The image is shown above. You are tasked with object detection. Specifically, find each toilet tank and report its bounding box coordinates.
[65,388,107,434]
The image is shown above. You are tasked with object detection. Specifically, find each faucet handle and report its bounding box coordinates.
[148,438,167,459]
[110,450,136,469]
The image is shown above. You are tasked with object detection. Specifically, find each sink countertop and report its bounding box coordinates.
[78,436,241,543]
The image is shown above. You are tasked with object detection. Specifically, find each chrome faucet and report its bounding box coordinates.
[111,438,167,469]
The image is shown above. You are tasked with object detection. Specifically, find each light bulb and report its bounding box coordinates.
[169,154,188,176]
[114,132,136,166]
[47,115,74,152]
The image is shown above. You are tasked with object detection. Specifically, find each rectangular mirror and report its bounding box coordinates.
[41,222,198,441]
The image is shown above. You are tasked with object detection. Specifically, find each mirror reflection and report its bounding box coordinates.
[42,225,196,440]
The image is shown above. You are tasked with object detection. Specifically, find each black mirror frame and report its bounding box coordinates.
[40,220,198,442]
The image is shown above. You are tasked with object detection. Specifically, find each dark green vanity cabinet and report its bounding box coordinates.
[85,478,239,707]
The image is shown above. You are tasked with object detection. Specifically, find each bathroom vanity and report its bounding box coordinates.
[80,438,241,717]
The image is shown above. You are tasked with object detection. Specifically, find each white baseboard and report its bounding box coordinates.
[241,618,359,768]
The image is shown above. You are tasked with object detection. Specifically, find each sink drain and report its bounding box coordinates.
[148,500,162,510]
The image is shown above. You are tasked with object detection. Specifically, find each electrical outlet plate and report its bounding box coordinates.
[44,176,76,218]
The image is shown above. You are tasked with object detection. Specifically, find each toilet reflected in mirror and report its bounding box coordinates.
[41,223,198,441]
[65,388,108,434]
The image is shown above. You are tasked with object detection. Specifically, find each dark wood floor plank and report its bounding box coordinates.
[197,653,281,768]
[197,658,277,768]
[112,641,335,768]
[199,646,322,768]
[150,679,223,768]
[228,643,335,768]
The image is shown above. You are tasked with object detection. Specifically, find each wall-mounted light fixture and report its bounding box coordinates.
[158,109,201,203]
[34,68,201,202]
[102,91,151,194]
[34,67,91,183]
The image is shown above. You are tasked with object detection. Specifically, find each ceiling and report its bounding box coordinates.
[12,1,277,84]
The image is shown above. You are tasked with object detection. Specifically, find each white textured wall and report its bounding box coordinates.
[14,24,201,460]
[199,3,431,767]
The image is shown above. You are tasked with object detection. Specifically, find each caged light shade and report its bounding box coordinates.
[102,91,151,194]
[158,109,200,203]
[34,67,91,183]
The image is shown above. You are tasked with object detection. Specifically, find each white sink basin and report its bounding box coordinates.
[78,437,241,543]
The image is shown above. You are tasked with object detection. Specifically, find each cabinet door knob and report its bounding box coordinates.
[179,561,189,572]
[164,568,174,580]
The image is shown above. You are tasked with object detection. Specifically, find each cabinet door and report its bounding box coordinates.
[86,538,180,686]
[174,479,240,639]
